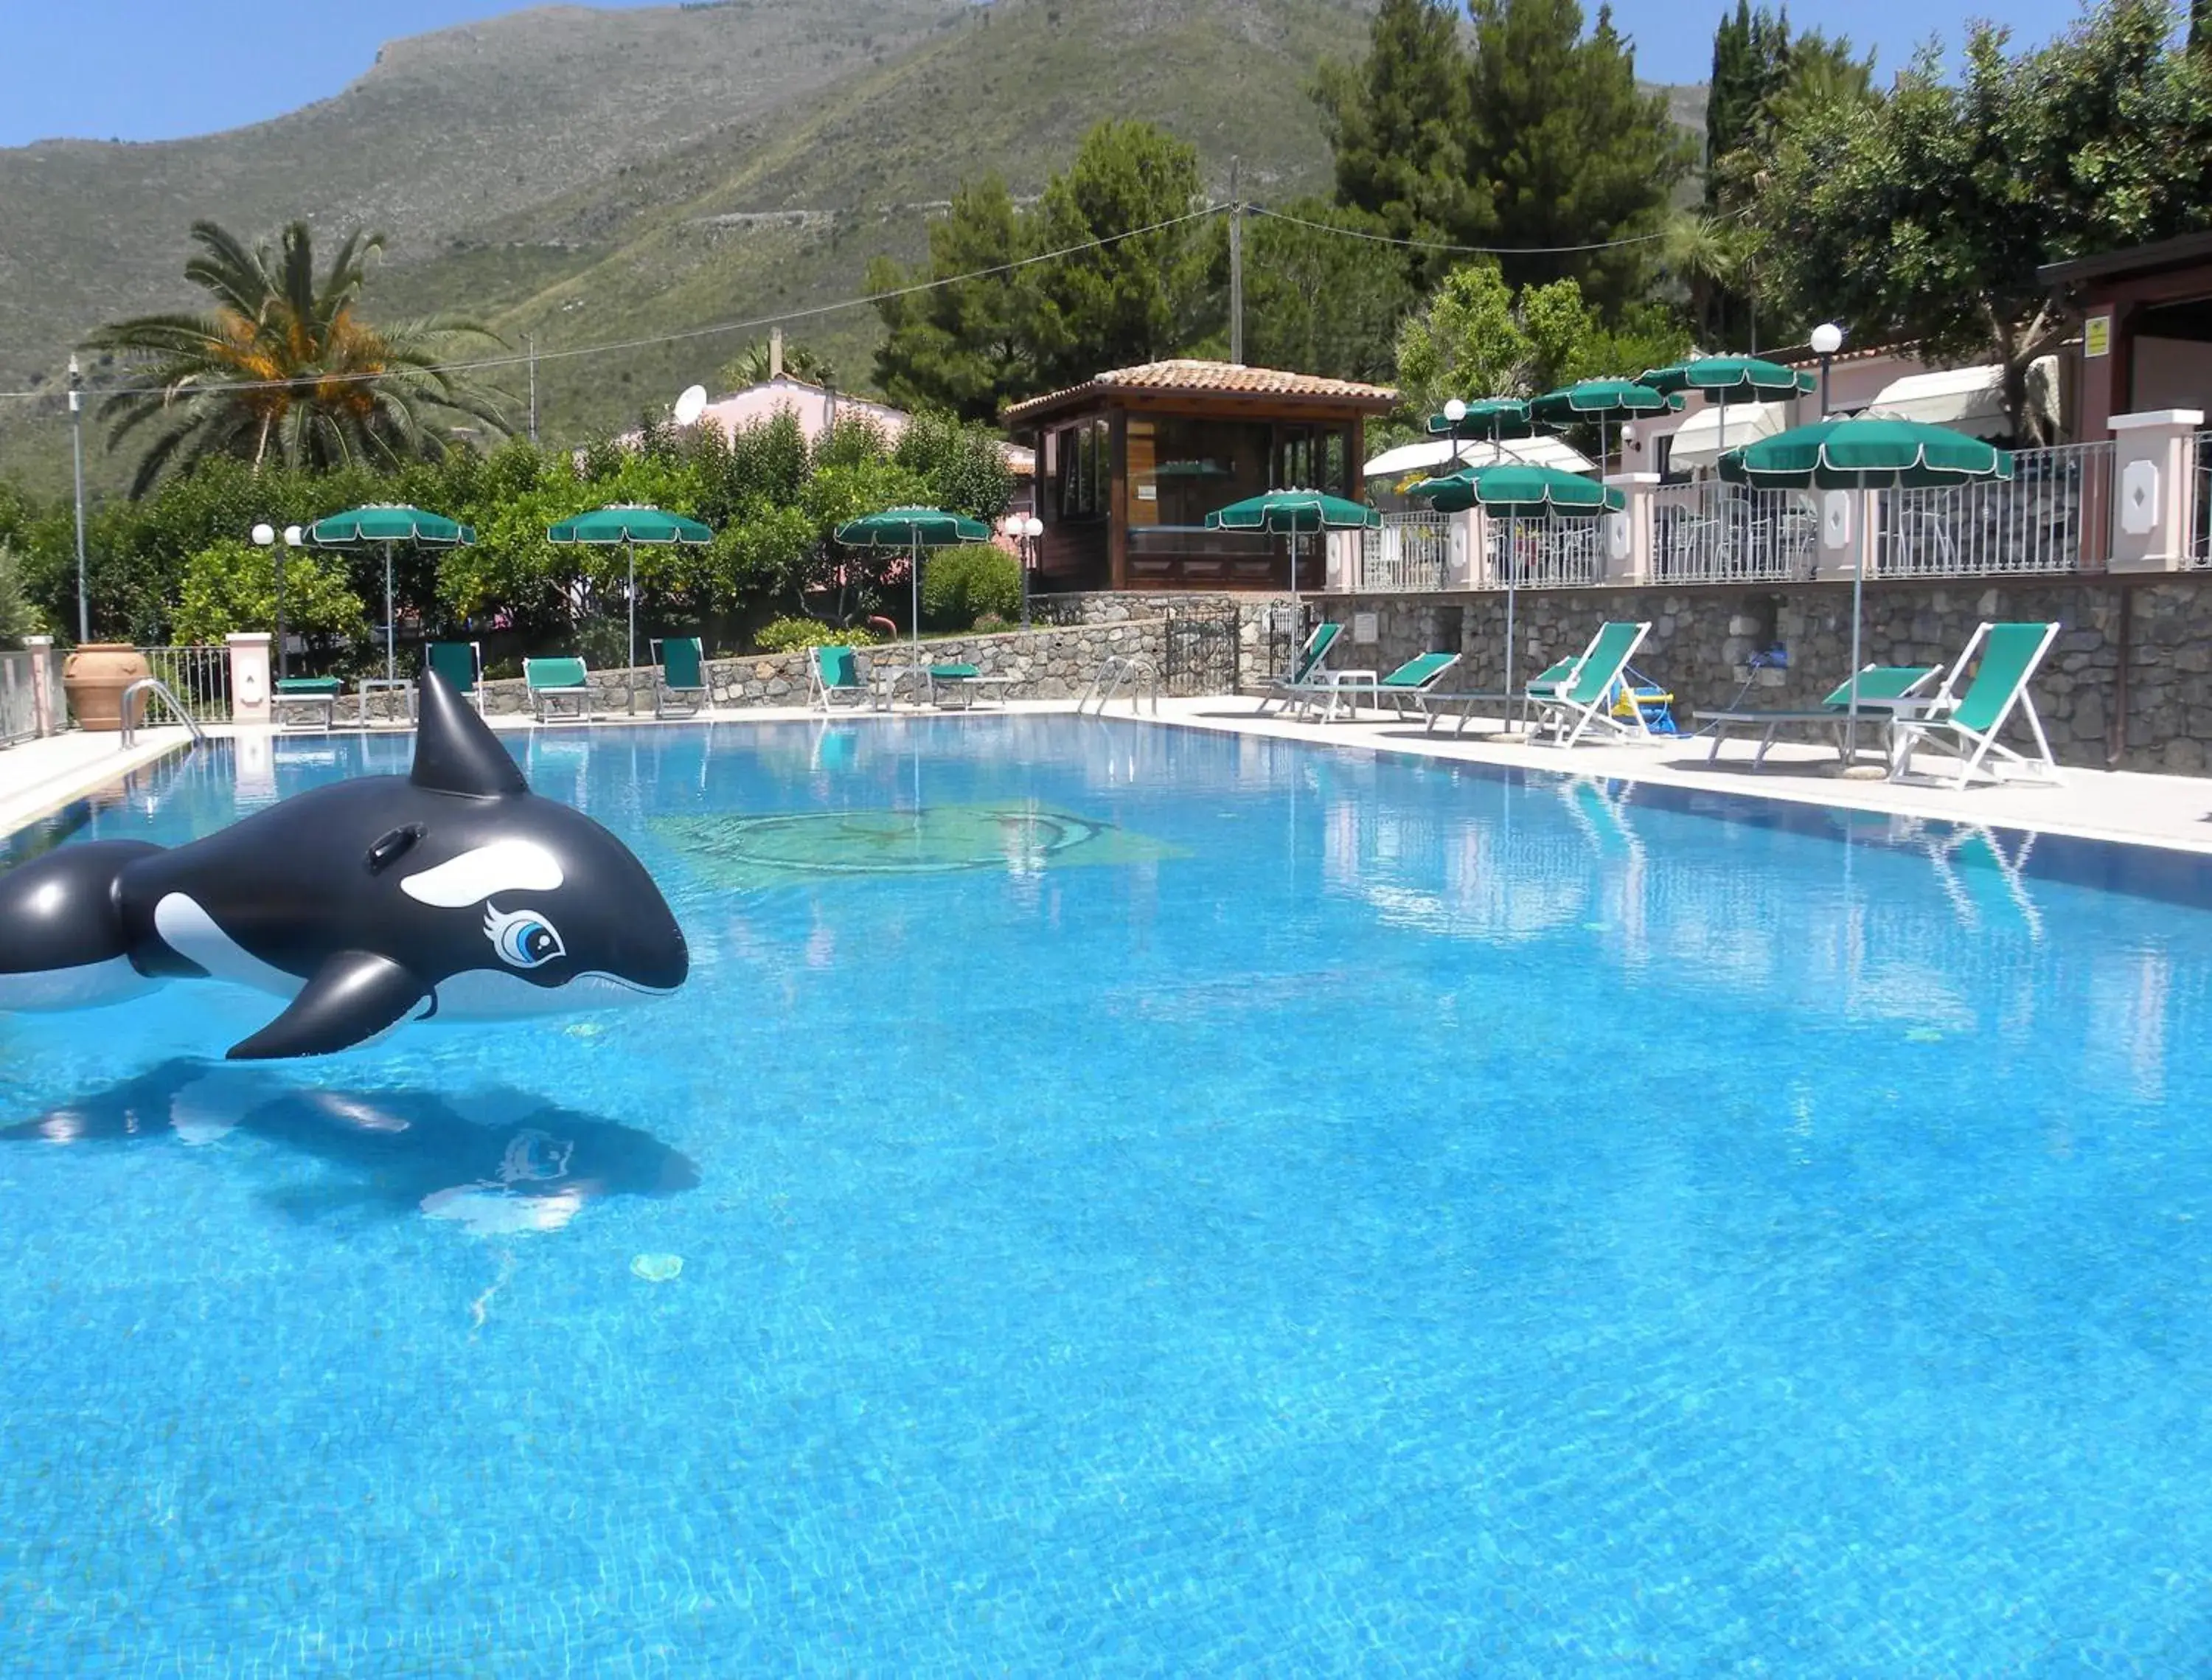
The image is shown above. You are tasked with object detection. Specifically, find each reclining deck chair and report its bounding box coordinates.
[653,636,708,719]
[1887,621,2062,788]
[808,645,870,712]
[525,656,595,723]
[1256,621,1344,715]
[1528,621,1652,749]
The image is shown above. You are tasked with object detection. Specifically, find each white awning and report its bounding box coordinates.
[1665,400,1792,471]
[1363,434,1594,480]
[1865,358,2056,439]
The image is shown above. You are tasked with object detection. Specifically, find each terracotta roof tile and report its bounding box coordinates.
[1005,359,1398,420]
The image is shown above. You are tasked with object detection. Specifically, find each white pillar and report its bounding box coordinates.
[1445,510,1478,589]
[25,636,56,737]
[2108,409,2205,573]
[1603,473,1659,585]
[1819,490,1877,580]
[226,632,273,727]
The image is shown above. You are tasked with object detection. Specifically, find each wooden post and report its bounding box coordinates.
[1107,409,1129,591]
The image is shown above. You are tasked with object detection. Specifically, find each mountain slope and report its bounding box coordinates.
[0,0,1706,496]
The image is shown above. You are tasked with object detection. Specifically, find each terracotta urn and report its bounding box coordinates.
[62,642,150,732]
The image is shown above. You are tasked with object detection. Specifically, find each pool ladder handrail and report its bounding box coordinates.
[118,676,207,749]
[1077,654,1160,717]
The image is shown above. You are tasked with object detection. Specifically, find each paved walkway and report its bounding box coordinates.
[0,729,195,836]
[6,699,2211,858]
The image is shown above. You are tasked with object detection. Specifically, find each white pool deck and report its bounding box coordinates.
[6,698,2212,858]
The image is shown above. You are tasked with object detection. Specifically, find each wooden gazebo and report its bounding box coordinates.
[1004,360,1398,592]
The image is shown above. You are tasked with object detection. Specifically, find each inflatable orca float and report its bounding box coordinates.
[0,671,687,1058]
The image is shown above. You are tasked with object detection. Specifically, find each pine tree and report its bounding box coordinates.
[1704,1,1756,212]
[1464,0,1689,314]
[1314,0,1489,282]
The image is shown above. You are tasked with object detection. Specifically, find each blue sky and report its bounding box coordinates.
[1,0,2090,149]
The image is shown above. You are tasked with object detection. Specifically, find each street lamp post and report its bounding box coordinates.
[1003,513,1044,629]
[251,522,305,679]
[1811,322,1845,418]
[1442,397,1467,468]
[67,355,88,642]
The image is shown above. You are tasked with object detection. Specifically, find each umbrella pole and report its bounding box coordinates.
[911,532,922,667]
[384,541,396,684]
[627,537,638,715]
[1846,555,1866,761]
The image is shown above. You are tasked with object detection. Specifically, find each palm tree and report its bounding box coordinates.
[717,338,837,390]
[1660,212,1748,348]
[85,221,511,496]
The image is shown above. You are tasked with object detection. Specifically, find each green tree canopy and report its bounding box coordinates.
[868,175,1032,423]
[1024,120,1213,389]
[83,221,510,497]
[871,123,1213,414]
[0,541,41,648]
[1313,0,1486,282]
[1394,261,1688,421]
[1318,0,1688,314]
[1217,201,1416,383]
[170,540,367,646]
[716,338,836,390]
[1750,0,2212,440]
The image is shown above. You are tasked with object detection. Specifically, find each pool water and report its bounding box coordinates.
[2,718,2210,1674]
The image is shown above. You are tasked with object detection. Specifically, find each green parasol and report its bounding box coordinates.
[1425,398,1537,441]
[1641,356,1815,461]
[548,504,714,709]
[1720,418,2014,746]
[1411,464,1621,716]
[305,504,475,683]
[1205,488,1381,633]
[832,506,994,665]
[1528,378,1681,477]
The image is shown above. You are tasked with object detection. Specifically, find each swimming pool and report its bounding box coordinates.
[2,717,2208,1673]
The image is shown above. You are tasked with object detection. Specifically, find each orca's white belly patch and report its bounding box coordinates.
[153,894,302,999]
[0,955,160,1013]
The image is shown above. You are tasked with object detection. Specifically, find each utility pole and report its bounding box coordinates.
[526,333,538,444]
[67,355,88,642]
[1228,157,1244,367]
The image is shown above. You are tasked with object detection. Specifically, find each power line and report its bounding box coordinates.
[0,206,1225,405]
[1244,203,1675,257]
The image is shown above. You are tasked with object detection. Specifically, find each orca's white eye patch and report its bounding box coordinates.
[484,903,566,971]
[401,841,564,908]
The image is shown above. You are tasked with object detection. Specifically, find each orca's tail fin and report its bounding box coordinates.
[0,840,165,1011]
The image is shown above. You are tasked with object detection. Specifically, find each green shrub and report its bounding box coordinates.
[754,616,879,653]
[0,541,41,648]
[921,545,1020,631]
[973,613,1015,635]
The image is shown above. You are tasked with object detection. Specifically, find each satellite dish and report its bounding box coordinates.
[672,385,708,427]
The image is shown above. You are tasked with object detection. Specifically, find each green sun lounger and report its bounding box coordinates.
[652,636,707,718]
[269,676,344,732]
[425,641,484,712]
[1256,621,1344,714]
[1697,664,1941,768]
[1293,650,1461,723]
[1422,654,1584,736]
[1888,621,2062,788]
[1529,621,1653,748]
[526,656,595,723]
[808,645,869,711]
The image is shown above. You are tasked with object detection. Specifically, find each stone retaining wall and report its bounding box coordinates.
[351,619,1175,719]
[1328,575,2212,774]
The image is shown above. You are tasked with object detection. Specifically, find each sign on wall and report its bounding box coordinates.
[2084,316,2112,359]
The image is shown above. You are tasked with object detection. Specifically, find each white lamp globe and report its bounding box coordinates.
[283,524,305,546]
[1443,398,1467,423]
[1023,516,1043,539]
[1810,322,1845,356]
[1001,515,1023,538]
[251,523,275,546]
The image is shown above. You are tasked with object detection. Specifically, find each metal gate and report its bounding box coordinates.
[1161,605,1242,697]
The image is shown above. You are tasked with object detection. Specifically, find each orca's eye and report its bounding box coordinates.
[483,903,567,971]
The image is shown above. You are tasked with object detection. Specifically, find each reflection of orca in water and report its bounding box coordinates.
[0,1060,700,1233]
[0,672,687,1058]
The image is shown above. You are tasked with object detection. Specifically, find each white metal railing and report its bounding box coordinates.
[1,649,35,746]
[1878,440,2112,578]
[1483,516,1603,589]
[1361,514,1453,591]
[141,645,232,723]
[1652,481,1822,583]
[2191,431,2211,569]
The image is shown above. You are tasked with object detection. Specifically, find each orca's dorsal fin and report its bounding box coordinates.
[226,951,428,1061]
[412,670,527,799]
